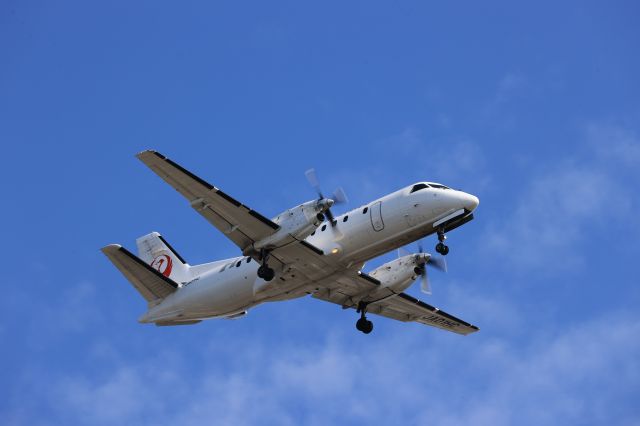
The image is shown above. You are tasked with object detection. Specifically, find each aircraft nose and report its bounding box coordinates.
[461,192,479,211]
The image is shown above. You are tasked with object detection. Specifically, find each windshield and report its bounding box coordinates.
[410,183,430,193]
[429,183,450,189]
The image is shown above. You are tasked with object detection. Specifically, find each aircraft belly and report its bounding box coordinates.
[342,220,433,265]
[177,271,257,318]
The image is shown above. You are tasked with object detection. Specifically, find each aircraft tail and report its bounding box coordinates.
[103,232,224,306]
[136,232,191,284]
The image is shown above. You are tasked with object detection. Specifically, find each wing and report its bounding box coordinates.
[137,151,331,279]
[137,150,280,252]
[312,272,479,335]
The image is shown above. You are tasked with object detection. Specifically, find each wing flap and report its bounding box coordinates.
[102,244,179,302]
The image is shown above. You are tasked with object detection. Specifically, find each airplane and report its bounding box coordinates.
[102,151,480,335]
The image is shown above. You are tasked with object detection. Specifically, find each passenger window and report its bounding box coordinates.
[246,257,251,263]
[363,207,368,214]
[236,261,241,267]
[311,231,316,236]
[321,224,327,231]
[343,215,348,222]
[332,220,337,226]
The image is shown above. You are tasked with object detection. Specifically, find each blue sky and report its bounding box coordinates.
[2,1,639,424]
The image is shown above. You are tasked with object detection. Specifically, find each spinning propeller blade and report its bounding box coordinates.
[409,241,448,295]
[332,187,348,205]
[304,168,322,198]
[420,264,432,295]
[305,168,348,227]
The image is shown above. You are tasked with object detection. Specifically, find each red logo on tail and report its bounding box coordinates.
[150,254,173,277]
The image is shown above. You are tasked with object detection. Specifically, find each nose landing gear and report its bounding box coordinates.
[435,229,450,255]
[256,249,275,281]
[355,302,374,334]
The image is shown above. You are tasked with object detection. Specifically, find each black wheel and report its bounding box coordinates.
[356,317,367,331]
[263,267,275,281]
[441,245,450,255]
[257,265,267,279]
[258,265,275,281]
[362,320,373,334]
[436,242,445,254]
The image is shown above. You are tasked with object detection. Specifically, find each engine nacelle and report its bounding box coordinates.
[251,199,330,251]
[367,254,427,293]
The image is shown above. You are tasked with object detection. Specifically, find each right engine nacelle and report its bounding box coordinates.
[367,254,427,293]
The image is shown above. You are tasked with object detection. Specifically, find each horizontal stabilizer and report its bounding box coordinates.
[102,244,179,302]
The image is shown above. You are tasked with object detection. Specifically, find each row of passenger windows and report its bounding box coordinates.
[219,256,251,272]
[310,205,372,236]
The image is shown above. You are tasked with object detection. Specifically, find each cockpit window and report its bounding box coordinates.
[429,183,450,189]
[410,183,430,193]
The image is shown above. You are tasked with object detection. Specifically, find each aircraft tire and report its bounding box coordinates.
[263,267,275,281]
[356,318,373,334]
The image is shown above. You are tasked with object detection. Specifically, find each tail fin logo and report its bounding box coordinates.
[150,254,173,277]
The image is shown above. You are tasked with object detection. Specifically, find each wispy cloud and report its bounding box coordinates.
[7,308,639,426]
[484,122,639,271]
[480,72,528,130]
[587,122,640,166]
[371,127,491,191]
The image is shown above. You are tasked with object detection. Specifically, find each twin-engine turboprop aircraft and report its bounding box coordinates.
[102,151,480,335]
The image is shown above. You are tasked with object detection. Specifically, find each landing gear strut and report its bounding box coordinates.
[256,249,275,281]
[355,302,374,334]
[435,228,450,255]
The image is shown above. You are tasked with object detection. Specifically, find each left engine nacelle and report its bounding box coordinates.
[251,199,330,251]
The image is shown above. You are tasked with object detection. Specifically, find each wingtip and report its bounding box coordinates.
[100,244,123,254]
[136,150,165,160]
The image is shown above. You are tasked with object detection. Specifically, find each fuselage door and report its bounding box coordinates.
[370,201,384,232]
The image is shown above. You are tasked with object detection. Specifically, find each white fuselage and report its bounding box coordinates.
[141,184,479,323]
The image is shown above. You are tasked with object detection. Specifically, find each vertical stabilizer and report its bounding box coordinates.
[136,232,191,284]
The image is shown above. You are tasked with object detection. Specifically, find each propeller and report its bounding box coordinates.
[305,168,348,226]
[402,242,447,295]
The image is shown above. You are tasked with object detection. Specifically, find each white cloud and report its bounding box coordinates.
[494,72,527,106]
[431,139,491,190]
[9,310,638,426]
[484,122,639,271]
[587,123,640,166]
[373,127,491,191]
[480,72,527,128]
[431,312,640,426]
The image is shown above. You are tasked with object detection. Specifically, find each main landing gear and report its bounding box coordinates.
[256,249,275,281]
[435,228,450,255]
[355,302,374,334]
